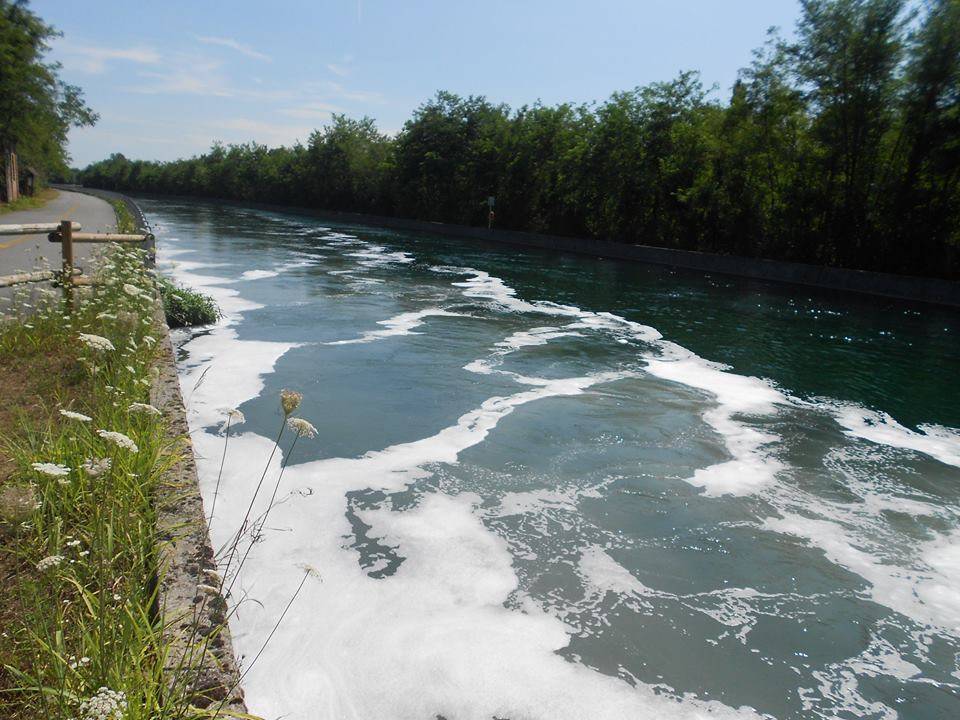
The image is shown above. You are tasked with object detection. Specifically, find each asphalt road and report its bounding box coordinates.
[0,189,117,278]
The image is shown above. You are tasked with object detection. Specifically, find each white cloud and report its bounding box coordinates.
[212,118,316,147]
[128,54,294,101]
[279,101,344,120]
[58,42,160,74]
[306,80,385,104]
[196,35,271,62]
[327,63,350,77]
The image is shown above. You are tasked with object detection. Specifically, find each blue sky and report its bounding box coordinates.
[34,0,802,167]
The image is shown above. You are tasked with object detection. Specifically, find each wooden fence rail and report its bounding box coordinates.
[0,221,81,236]
[0,218,153,290]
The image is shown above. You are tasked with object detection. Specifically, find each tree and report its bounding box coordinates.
[790,0,907,265]
[886,0,960,274]
[0,0,97,201]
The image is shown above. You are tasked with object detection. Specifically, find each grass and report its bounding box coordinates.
[110,200,137,235]
[0,228,310,719]
[0,246,242,719]
[0,188,59,216]
[106,198,219,329]
[157,277,220,329]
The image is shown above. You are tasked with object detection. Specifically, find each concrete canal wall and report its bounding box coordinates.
[90,189,959,308]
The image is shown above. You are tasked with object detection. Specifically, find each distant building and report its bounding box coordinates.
[21,165,40,197]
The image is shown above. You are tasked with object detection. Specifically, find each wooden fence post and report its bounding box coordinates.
[60,219,74,284]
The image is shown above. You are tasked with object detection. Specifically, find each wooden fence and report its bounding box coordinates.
[0,219,153,289]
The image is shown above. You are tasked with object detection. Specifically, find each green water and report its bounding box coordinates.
[149,198,960,720]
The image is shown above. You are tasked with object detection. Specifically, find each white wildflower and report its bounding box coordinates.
[59,409,92,423]
[36,555,64,571]
[78,333,115,352]
[32,462,71,477]
[97,430,139,454]
[296,562,322,579]
[128,402,160,417]
[125,365,136,374]
[78,687,127,720]
[66,539,81,547]
[69,655,91,669]
[142,336,156,346]
[96,312,116,320]
[197,583,219,596]
[287,417,318,439]
[122,283,140,297]
[220,408,245,430]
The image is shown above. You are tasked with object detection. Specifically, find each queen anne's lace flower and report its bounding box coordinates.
[78,333,115,352]
[36,555,64,571]
[59,409,92,422]
[287,417,318,439]
[78,687,127,720]
[97,430,139,454]
[128,402,161,416]
[32,462,70,477]
[296,562,322,579]
[82,457,112,477]
[122,283,141,297]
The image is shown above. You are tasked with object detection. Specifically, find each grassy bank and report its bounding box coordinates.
[0,188,58,216]
[110,199,136,234]
[0,241,234,718]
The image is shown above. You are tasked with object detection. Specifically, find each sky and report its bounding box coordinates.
[32,0,803,168]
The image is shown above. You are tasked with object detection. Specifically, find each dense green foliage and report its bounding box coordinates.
[156,276,220,328]
[80,0,960,279]
[0,1,97,187]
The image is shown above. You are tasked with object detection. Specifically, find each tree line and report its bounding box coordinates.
[80,0,960,279]
[0,0,97,202]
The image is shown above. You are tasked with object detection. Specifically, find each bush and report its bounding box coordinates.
[157,276,220,328]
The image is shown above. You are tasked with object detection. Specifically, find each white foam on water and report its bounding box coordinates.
[157,224,960,719]
[829,404,960,469]
[497,487,583,517]
[346,243,414,268]
[166,276,763,718]
[326,308,464,345]
[763,514,960,635]
[239,269,279,280]
[464,325,585,376]
[579,545,657,599]
[644,342,788,496]
[198,404,765,720]
[437,265,785,497]
[800,632,926,720]
[576,547,782,643]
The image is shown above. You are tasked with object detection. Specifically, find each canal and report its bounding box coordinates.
[147,197,960,720]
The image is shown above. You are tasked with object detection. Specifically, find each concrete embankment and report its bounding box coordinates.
[150,312,247,713]
[92,189,959,308]
[268,206,960,308]
[112,194,247,713]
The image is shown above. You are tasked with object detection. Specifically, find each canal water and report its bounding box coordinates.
[145,198,960,720]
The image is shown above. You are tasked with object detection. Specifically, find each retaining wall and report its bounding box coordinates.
[111,191,959,308]
[276,206,960,308]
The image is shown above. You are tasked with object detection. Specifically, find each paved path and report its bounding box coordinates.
[0,189,117,278]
